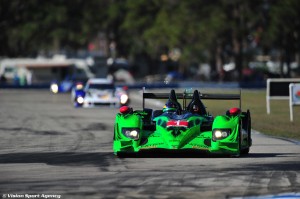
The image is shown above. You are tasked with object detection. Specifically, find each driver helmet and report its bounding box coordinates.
[163,101,177,113]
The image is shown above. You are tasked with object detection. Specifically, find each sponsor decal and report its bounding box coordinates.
[295,90,300,99]
[191,144,209,149]
[167,120,188,128]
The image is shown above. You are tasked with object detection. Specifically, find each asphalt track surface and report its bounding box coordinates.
[0,89,299,199]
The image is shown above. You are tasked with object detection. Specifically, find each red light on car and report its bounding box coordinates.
[120,106,130,114]
[75,82,83,90]
[229,107,241,115]
[122,86,128,91]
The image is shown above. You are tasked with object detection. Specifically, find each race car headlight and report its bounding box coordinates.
[212,129,231,141]
[120,94,129,104]
[50,84,59,94]
[122,128,140,140]
[76,96,84,104]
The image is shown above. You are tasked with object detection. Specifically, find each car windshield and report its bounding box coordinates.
[87,83,114,90]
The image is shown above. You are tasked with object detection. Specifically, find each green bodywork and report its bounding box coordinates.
[113,90,252,156]
[113,110,251,156]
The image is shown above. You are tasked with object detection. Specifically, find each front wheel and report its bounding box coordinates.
[241,147,250,155]
[247,110,252,147]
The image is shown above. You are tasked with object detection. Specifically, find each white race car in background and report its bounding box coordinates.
[72,78,129,108]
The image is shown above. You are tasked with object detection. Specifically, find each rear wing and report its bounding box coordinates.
[142,89,241,110]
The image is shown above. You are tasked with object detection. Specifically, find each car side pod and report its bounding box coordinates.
[114,107,142,155]
[210,114,240,156]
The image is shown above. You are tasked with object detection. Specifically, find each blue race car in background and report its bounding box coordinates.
[72,78,130,108]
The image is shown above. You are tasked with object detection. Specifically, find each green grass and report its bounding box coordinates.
[196,89,300,141]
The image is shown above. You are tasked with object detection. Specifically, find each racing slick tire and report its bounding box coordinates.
[241,110,251,155]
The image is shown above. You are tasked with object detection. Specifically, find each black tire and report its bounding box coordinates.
[233,121,242,158]
[243,110,252,144]
[240,110,251,155]
[241,148,250,155]
[247,110,252,147]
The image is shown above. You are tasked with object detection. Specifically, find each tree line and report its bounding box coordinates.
[0,0,299,79]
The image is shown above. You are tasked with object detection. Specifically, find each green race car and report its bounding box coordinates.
[113,89,252,157]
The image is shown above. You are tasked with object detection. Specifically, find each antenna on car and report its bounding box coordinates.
[142,87,146,109]
[239,89,242,110]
